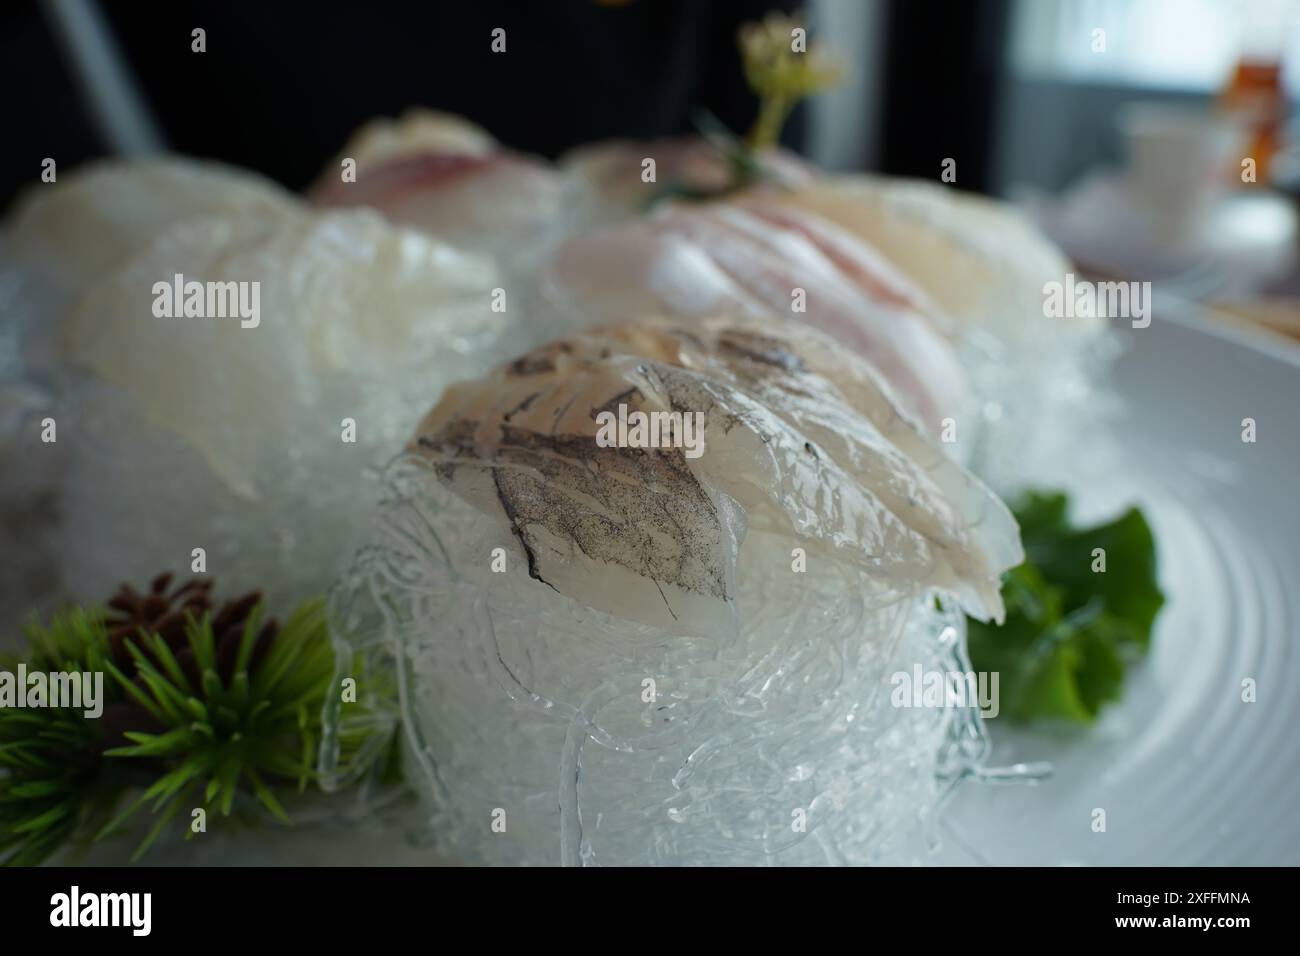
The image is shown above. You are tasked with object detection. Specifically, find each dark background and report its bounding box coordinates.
[0,0,1010,212]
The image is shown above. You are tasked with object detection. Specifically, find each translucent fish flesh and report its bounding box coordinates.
[409,315,1019,628]
[311,110,562,257]
[544,200,969,426]
[2,162,525,609]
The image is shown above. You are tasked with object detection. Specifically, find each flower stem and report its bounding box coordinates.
[749,93,792,150]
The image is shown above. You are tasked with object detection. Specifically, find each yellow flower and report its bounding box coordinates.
[739,11,844,148]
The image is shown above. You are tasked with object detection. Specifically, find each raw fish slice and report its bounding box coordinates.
[61,204,507,500]
[319,109,498,164]
[767,176,1110,493]
[311,110,561,254]
[545,202,968,426]
[9,165,520,607]
[409,316,1020,632]
[732,196,951,329]
[765,175,1096,336]
[597,318,1020,608]
[1,160,298,620]
[5,158,291,294]
[544,219,767,317]
[657,203,968,421]
[314,152,559,253]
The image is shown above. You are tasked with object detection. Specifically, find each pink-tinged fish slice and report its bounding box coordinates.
[314,151,559,252]
[546,220,771,319]
[546,203,968,427]
[310,111,560,252]
[733,196,951,325]
[655,204,969,427]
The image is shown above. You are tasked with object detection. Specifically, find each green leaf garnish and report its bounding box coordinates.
[967,491,1164,724]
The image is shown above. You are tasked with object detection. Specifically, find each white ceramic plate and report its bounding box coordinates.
[936,304,1300,866]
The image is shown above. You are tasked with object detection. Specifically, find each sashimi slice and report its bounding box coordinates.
[311,109,561,254]
[545,202,968,427]
[409,315,1021,633]
[767,175,1097,336]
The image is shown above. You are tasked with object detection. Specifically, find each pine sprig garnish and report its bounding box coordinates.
[1,577,395,866]
[97,599,335,859]
[0,609,121,866]
[0,705,98,866]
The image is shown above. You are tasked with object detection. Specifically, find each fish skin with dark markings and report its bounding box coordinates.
[408,315,1022,628]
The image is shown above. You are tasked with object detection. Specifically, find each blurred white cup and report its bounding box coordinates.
[1119,102,1245,241]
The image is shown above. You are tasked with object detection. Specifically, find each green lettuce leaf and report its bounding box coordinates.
[967,492,1164,723]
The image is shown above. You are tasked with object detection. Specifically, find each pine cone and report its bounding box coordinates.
[97,573,279,753]
[209,589,278,685]
[105,572,276,684]
[106,571,213,668]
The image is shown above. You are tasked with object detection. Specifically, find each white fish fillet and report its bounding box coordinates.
[311,110,561,254]
[60,204,506,499]
[2,160,522,608]
[409,315,1021,630]
[319,109,499,166]
[765,175,1098,336]
[544,199,968,426]
[5,157,291,294]
[767,176,1112,494]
